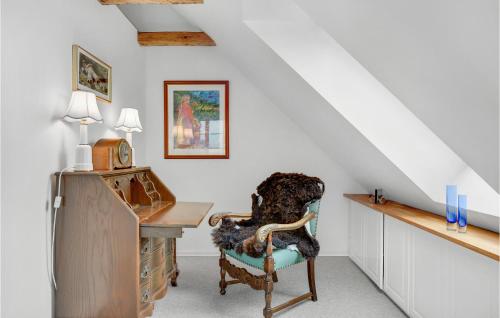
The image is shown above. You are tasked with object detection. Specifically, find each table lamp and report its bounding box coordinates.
[115,108,143,167]
[63,91,103,171]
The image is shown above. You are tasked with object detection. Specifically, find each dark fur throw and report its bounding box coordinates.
[212,173,325,258]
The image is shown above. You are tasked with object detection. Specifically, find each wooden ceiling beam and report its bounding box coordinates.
[138,32,215,46]
[99,0,203,4]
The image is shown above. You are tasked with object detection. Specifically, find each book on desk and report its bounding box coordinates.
[54,167,213,318]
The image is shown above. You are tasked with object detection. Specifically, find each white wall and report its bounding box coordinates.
[1,0,145,316]
[145,46,366,256]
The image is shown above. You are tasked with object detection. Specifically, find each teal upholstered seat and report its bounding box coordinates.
[225,248,305,271]
[224,199,321,271]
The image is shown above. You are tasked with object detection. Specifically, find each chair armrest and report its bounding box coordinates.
[255,213,316,243]
[208,212,252,227]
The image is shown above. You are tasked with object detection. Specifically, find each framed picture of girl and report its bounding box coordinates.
[164,80,229,159]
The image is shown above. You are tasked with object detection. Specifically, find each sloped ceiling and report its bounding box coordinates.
[296,0,499,192]
[241,0,497,217]
[117,0,499,230]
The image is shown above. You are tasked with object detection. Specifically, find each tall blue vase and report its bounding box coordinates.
[458,195,467,233]
[446,185,457,230]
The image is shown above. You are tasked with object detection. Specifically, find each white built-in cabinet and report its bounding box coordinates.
[349,202,499,318]
[348,201,383,288]
[408,220,499,318]
[384,215,410,313]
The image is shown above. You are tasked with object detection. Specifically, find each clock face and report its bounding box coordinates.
[118,140,130,164]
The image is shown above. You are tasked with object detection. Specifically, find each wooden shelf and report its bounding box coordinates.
[344,194,499,261]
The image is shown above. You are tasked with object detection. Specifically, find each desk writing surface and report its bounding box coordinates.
[140,201,213,228]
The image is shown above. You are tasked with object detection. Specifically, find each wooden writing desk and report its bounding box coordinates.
[55,167,212,318]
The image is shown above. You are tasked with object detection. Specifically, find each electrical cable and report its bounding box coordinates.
[51,167,73,290]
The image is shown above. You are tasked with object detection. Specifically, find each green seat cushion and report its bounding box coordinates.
[225,248,306,271]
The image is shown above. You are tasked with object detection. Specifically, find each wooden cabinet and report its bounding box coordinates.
[54,167,212,318]
[348,201,383,288]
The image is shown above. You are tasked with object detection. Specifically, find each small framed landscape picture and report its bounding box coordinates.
[72,45,112,102]
[164,80,229,159]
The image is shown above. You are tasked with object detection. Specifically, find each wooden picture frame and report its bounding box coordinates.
[72,45,112,103]
[164,80,229,159]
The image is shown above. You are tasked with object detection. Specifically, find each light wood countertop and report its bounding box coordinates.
[344,194,499,261]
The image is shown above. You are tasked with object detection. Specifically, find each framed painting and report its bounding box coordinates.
[72,45,112,102]
[164,80,229,159]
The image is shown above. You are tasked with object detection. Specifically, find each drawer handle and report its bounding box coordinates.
[141,290,150,303]
[141,244,150,255]
[141,265,150,278]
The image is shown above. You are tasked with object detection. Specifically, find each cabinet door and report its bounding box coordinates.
[348,201,364,268]
[449,242,499,318]
[409,228,449,318]
[363,205,383,288]
[384,216,410,314]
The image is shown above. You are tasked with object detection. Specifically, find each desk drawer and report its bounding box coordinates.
[152,244,166,269]
[152,263,167,293]
[140,280,151,304]
[140,256,152,282]
[140,226,182,238]
[140,238,152,256]
[152,237,164,249]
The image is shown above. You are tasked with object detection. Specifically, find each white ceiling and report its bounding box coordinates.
[118,4,200,32]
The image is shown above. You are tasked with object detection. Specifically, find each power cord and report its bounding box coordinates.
[51,167,73,290]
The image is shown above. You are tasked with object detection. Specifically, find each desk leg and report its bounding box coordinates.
[171,238,179,287]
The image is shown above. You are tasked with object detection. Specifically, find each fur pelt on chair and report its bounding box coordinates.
[212,173,325,258]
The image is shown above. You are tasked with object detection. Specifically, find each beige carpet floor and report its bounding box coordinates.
[152,256,406,318]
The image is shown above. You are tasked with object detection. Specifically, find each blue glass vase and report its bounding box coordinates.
[458,194,467,233]
[446,185,457,230]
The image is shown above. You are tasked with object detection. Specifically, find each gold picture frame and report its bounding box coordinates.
[72,45,112,103]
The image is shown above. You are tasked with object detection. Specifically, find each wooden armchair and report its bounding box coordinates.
[208,200,322,318]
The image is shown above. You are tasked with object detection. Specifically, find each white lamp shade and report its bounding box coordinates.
[64,91,103,124]
[115,108,143,133]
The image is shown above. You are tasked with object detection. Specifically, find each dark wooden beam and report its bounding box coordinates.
[99,0,203,4]
[138,32,215,46]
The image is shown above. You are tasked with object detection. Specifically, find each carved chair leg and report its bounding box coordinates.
[263,235,274,318]
[307,258,318,301]
[263,270,274,318]
[272,272,278,283]
[219,250,228,295]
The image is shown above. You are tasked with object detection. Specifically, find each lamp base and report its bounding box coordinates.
[74,144,93,171]
[131,147,136,167]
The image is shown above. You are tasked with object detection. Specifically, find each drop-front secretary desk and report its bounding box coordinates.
[54,167,213,318]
